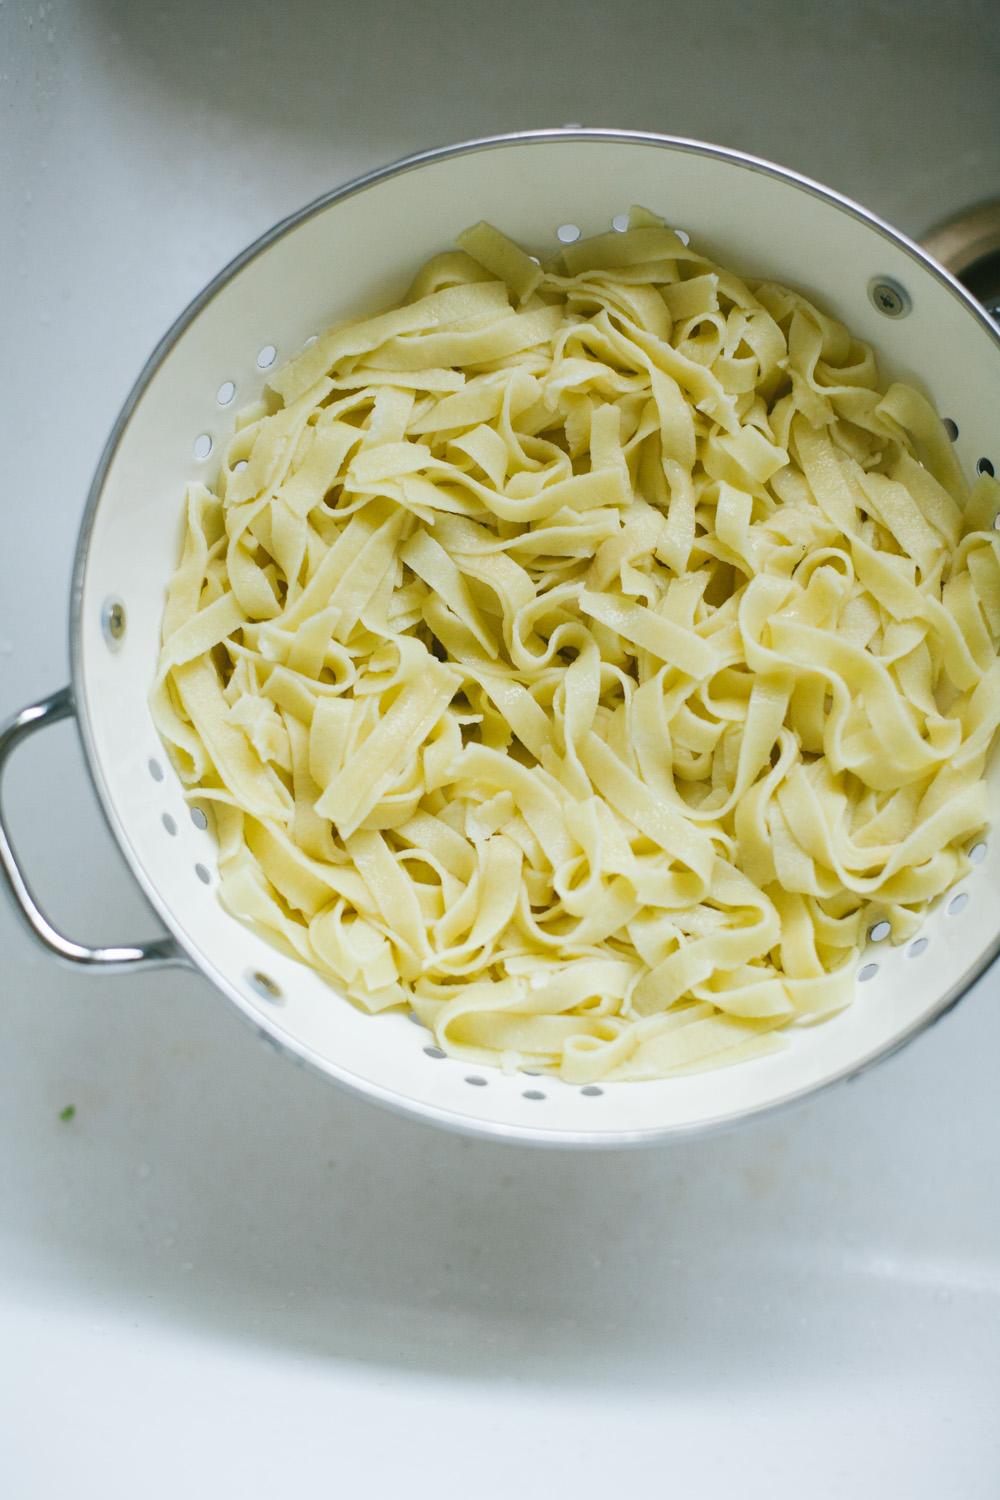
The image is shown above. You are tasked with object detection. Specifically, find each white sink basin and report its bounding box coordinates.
[2,2,999,1493]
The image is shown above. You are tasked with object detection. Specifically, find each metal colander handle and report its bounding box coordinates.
[0,687,186,972]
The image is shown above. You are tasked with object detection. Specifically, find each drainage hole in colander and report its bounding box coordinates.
[948,891,969,916]
[193,434,212,460]
[407,1010,426,1027]
[868,920,891,942]
[162,813,177,836]
[194,863,212,885]
[217,381,235,406]
[969,841,987,864]
[675,229,691,245]
[979,457,995,477]
[423,1045,446,1059]
[942,418,959,441]
[190,806,209,830]
[257,344,277,369]
[148,758,164,782]
[523,1089,546,1100]
[233,460,248,472]
[465,1075,487,1087]
[908,937,929,958]
[857,963,879,983]
[248,970,282,1002]
[580,1085,603,1097]
[557,224,581,243]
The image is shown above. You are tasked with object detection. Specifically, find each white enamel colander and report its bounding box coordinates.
[2,130,999,1146]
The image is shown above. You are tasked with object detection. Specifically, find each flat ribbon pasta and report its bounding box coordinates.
[153,211,1000,1083]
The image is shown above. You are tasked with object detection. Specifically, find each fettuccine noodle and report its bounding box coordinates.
[153,211,1000,1082]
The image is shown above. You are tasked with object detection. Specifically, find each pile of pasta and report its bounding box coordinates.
[153,210,1000,1083]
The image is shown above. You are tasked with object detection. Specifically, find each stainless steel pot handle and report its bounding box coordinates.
[0,686,188,972]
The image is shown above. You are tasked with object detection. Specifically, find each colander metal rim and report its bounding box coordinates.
[66,127,1000,1147]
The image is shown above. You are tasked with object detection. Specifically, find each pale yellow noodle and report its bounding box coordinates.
[153,210,1000,1083]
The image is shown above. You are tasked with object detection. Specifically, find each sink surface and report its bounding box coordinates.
[2,2,999,1494]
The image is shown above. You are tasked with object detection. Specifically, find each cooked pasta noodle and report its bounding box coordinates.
[153,211,1000,1082]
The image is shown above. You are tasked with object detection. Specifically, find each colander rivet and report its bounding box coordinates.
[868,277,912,318]
[102,596,126,649]
[248,970,282,1002]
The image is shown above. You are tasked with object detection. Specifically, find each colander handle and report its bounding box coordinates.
[0,687,188,972]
